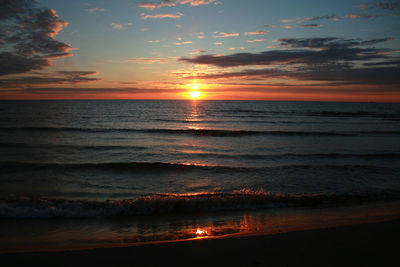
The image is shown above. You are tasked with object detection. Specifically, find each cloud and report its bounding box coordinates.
[86,7,105,14]
[356,2,400,10]
[0,0,74,76]
[342,13,376,19]
[141,12,183,19]
[298,23,322,28]
[179,37,400,88]
[111,23,123,30]
[184,66,400,85]
[0,86,192,99]
[263,24,277,28]
[190,49,208,54]
[175,41,193,45]
[280,18,297,23]
[137,0,220,10]
[120,81,137,85]
[125,57,170,64]
[296,15,340,23]
[213,32,240,38]
[244,30,268,35]
[246,38,266,43]
[180,37,395,67]
[193,32,206,39]
[286,12,394,25]
[0,71,99,88]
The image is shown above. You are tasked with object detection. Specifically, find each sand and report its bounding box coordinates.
[1,219,399,267]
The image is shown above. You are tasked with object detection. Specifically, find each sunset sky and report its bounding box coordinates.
[1,0,399,101]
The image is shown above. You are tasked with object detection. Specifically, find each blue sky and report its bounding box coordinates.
[1,0,399,101]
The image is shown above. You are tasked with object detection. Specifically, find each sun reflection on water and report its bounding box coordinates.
[196,228,207,236]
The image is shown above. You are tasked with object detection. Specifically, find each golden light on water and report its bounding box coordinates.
[196,228,207,236]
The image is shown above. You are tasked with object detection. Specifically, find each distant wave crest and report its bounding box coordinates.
[0,189,393,219]
[2,126,400,136]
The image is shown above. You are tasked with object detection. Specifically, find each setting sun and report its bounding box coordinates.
[189,91,201,99]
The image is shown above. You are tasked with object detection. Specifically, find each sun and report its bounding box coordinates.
[189,91,201,99]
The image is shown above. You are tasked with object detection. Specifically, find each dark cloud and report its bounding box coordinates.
[0,71,99,88]
[182,69,287,80]
[0,0,73,76]
[356,2,400,10]
[292,12,394,25]
[363,59,400,66]
[297,65,400,85]
[298,24,322,28]
[359,37,394,45]
[119,81,138,85]
[0,52,50,76]
[277,37,392,49]
[180,37,393,67]
[302,15,338,22]
[179,37,400,87]
[0,87,185,97]
[377,1,400,9]
[182,65,400,86]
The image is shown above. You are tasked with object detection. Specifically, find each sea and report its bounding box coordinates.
[1,100,399,252]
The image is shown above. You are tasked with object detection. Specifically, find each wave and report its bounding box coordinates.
[2,126,400,137]
[1,189,396,219]
[0,161,395,174]
[152,118,222,123]
[186,152,400,160]
[0,126,361,137]
[310,111,400,119]
[0,142,147,151]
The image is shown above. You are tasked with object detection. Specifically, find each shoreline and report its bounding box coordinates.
[1,201,399,255]
[1,218,399,266]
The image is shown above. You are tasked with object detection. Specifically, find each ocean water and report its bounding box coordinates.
[1,100,400,217]
[0,100,399,251]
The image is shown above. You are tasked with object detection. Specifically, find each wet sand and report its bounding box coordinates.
[2,219,399,267]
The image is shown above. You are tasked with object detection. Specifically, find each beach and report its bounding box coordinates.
[2,218,399,267]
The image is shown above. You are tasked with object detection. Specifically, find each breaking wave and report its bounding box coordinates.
[1,189,394,219]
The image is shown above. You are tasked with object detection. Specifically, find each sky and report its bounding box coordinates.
[0,0,399,101]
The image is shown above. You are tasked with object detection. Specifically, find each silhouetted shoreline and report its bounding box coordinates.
[2,218,399,267]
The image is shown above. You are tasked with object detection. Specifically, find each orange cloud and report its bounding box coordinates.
[213,32,240,38]
[175,41,193,45]
[246,38,266,43]
[111,23,123,30]
[141,12,183,19]
[244,30,268,35]
[125,57,170,64]
[137,0,220,10]
[86,7,105,13]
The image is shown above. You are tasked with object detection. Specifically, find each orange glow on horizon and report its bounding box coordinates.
[189,91,201,99]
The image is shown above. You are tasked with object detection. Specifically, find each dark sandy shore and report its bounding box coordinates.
[1,219,399,267]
